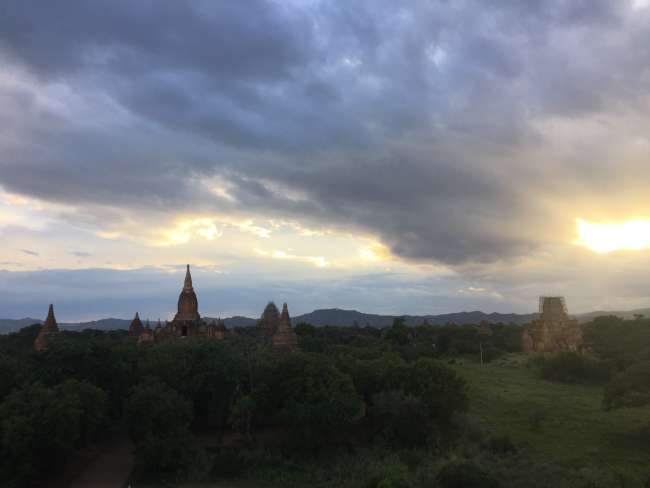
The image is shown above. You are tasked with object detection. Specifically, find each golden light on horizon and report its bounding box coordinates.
[575,218,650,253]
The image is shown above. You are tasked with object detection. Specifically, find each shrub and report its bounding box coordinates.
[381,359,469,439]
[369,390,429,446]
[364,458,410,488]
[127,383,201,480]
[0,380,107,485]
[540,353,608,384]
[527,404,546,432]
[436,460,500,488]
[266,353,364,448]
[603,360,650,410]
[484,435,517,456]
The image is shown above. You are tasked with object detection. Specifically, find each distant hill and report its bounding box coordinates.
[292,309,537,327]
[1,306,648,333]
[0,317,132,334]
[575,307,650,323]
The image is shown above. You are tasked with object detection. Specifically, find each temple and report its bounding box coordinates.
[33,264,300,355]
[271,303,299,356]
[174,265,201,323]
[34,304,59,351]
[522,297,583,353]
[258,302,280,336]
[128,312,144,338]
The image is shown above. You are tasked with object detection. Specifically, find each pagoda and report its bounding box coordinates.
[271,303,299,356]
[34,304,60,351]
[258,301,280,336]
[522,297,583,354]
[128,312,144,338]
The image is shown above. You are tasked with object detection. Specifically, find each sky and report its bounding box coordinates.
[2,0,650,321]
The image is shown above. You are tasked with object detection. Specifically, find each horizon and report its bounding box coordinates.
[3,2,650,321]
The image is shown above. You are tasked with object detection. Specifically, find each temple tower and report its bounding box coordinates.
[173,264,200,323]
[34,304,59,351]
[258,301,280,336]
[522,296,583,353]
[272,303,299,356]
[128,312,144,338]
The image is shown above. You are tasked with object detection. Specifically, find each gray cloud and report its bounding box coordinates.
[21,249,39,257]
[70,251,92,258]
[1,0,649,266]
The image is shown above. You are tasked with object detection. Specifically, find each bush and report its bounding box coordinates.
[484,435,517,456]
[381,359,469,440]
[211,448,251,478]
[436,460,500,488]
[0,380,107,485]
[527,404,546,431]
[266,353,363,448]
[603,360,650,410]
[540,353,608,384]
[369,390,429,446]
[127,383,202,480]
[364,458,410,488]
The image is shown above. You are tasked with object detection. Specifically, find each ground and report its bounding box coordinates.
[452,354,650,486]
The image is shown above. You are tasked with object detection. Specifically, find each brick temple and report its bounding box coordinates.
[34,264,299,356]
[522,296,583,354]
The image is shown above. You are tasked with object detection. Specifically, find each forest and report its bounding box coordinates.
[0,317,649,487]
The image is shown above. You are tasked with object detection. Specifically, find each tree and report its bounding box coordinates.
[266,353,363,448]
[369,390,429,446]
[127,382,199,479]
[0,380,107,485]
[380,359,468,441]
[604,360,650,410]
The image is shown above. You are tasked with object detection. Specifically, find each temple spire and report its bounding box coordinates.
[45,304,56,327]
[280,302,290,325]
[35,304,59,351]
[272,302,298,356]
[184,264,193,290]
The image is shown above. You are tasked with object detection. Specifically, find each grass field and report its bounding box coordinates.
[453,354,650,487]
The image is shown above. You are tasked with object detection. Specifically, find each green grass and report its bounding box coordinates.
[453,354,650,486]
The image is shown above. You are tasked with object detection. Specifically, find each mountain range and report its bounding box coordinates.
[1,306,647,334]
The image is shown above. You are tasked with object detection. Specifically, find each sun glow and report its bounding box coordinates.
[576,218,650,253]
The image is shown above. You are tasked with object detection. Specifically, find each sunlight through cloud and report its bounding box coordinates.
[575,218,650,253]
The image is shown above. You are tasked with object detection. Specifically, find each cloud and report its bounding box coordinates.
[70,251,92,258]
[21,249,39,257]
[1,0,650,313]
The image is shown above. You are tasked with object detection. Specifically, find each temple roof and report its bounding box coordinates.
[34,304,59,351]
[279,302,291,328]
[272,302,298,356]
[173,264,200,322]
[42,304,59,333]
[129,312,144,336]
[258,301,280,336]
[183,264,193,290]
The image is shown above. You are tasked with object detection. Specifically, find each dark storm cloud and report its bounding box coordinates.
[1,0,649,264]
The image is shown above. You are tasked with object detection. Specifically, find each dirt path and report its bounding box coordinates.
[67,439,134,488]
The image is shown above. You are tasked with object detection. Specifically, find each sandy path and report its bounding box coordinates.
[67,439,134,488]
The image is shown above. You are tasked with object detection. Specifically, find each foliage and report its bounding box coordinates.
[436,460,500,488]
[0,380,107,485]
[0,323,41,354]
[584,315,650,370]
[369,390,429,446]
[381,358,469,437]
[604,360,650,410]
[127,382,201,480]
[484,435,517,456]
[265,353,363,448]
[539,352,609,384]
